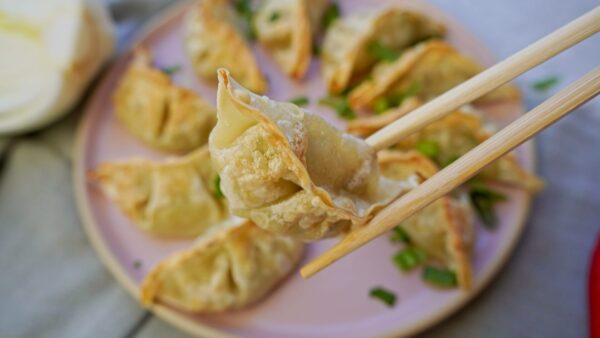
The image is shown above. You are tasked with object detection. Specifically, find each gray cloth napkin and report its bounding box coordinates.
[0,1,598,338]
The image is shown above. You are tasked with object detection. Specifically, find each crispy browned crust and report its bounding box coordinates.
[140,219,304,312]
[113,47,216,152]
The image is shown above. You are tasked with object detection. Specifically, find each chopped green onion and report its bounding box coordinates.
[269,11,281,22]
[233,0,256,40]
[321,2,340,30]
[289,96,309,106]
[159,65,181,76]
[214,175,224,199]
[367,41,400,62]
[469,180,507,228]
[133,260,142,269]
[318,95,356,120]
[415,139,440,160]
[387,81,421,107]
[369,287,396,307]
[422,266,457,288]
[532,76,560,92]
[390,226,411,244]
[312,42,321,56]
[373,97,390,114]
[393,247,428,271]
[442,154,460,168]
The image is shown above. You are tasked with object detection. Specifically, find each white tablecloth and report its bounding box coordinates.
[0,0,598,337]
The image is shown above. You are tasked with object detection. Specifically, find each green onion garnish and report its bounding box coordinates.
[390,226,411,244]
[393,247,428,272]
[373,97,390,114]
[369,287,396,307]
[233,0,256,40]
[321,2,340,30]
[214,175,224,199]
[269,11,281,22]
[289,96,309,106]
[468,179,507,228]
[422,266,457,288]
[415,139,440,159]
[442,154,460,168]
[367,41,400,62]
[532,76,560,92]
[387,81,421,107]
[318,95,356,120]
[312,42,321,56]
[159,65,181,76]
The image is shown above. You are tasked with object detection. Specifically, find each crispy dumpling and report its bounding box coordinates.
[254,0,311,79]
[392,110,544,191]
[378,151,474,289]
[90,147,227,237]
[113,48,216,152]
[140,218,303,312]
[321,8,445,93]
[184,0,267,93]
[209,69,416,240]
[348,41,520,109]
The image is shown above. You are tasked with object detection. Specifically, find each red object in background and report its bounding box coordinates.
[589,233,600,337]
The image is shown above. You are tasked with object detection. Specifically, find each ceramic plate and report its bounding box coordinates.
[74,1,536,337]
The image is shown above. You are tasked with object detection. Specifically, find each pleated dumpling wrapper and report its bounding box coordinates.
[113,48,216,152]
[140,218,303,312]
[321,8,445,93]
[184,0,267,93]
[378,151,475,289]
[209,69,417,241]
[254,0,311,79]
[90,147,228,237]
[348,40,520,109]
[390,109,544,192]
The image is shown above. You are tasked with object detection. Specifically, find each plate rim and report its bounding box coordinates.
[73,1,535,337]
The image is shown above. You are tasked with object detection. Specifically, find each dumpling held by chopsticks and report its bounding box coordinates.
[209,69,418,240]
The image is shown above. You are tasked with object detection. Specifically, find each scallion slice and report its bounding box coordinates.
[289,96,309,106]
[390,226,411,244]
[532,75,559,92]
[414,139,440,160]
[214,175,224,199]
[422,266,457,288]
[393,247,428,272]
[367,41,400,62]
[369,287,396,307]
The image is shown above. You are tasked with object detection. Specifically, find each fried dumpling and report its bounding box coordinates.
[184,0,267,93]
[209,69,416,240]
[140,218,303,312]
[378,150,474,289]
[321,8,445,93]
[114,48,216,152]
[90,147,227,237]
[348,41,520,109]
[254,0,311,79]
[392,110,544,191]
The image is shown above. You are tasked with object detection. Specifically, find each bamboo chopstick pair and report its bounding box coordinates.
[301,6,600,278]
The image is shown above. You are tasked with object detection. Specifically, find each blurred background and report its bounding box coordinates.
[0,0,598,337]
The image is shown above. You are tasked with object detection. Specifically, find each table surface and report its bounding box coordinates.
[0,0,598,337]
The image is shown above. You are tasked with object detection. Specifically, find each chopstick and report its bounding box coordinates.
[301,66,600,278]
[366,6,600,151]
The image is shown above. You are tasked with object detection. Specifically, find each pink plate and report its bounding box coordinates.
[74,1,536,337]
